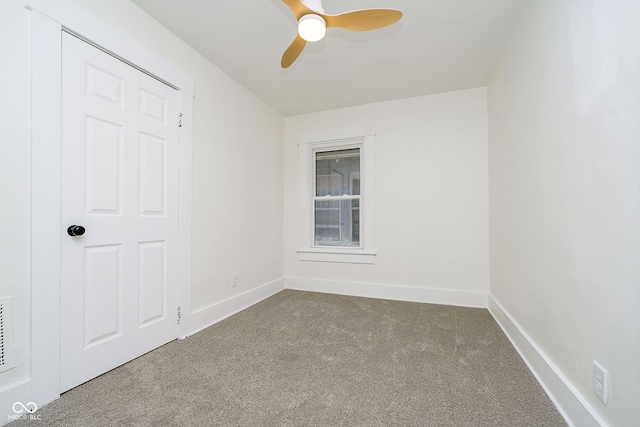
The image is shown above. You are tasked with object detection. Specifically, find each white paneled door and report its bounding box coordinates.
[60,33,180,391]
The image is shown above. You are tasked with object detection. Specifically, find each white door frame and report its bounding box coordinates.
[28,1,194,408]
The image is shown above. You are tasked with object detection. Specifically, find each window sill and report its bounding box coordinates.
[297,249,376,264]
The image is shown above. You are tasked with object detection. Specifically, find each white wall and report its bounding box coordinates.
[487,0,639,426]
[0,0,284,416]
[284,88,489,304]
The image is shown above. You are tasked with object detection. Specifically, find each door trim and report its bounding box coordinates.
[28,4,194,408]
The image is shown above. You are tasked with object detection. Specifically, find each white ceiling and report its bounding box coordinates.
[130,0,527,116]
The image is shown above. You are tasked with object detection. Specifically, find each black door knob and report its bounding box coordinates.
[67,225,86,236]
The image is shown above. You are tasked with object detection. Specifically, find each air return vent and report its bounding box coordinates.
[0,296,15,373]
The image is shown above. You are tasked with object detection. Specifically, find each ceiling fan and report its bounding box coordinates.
[281,0,403,68]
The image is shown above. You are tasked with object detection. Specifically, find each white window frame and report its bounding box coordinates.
[298,125,375,264]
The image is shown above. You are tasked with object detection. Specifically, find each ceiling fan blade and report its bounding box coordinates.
[325,9,403,31]
[281,0,314,20]
[281,35,307,68]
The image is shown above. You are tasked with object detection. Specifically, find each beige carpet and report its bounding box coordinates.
[13,290,566,426]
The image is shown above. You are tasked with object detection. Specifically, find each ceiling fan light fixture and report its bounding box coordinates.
[281,0,403,68]
[298,14,326,42]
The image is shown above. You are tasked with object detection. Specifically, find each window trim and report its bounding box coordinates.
[298,125,375,264]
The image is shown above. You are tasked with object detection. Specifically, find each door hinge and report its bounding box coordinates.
[177,306,181,324]
[178,112,183,128]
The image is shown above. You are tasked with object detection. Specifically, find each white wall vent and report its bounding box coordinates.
[0,296,16,373]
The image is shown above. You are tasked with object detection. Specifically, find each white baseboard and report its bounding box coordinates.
[0,378,31,426]
[488,295,606,427]
[190,278,285,335]
[285,277,488,308]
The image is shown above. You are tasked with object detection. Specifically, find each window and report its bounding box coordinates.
[298,125,375,264]
[314,148,360,247]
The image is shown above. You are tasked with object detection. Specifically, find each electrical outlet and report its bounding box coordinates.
[593,361,608,404]
[231,273,237,288]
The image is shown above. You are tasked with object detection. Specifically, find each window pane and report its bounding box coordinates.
[314,199,360,247]
[316,148,360,196]
[351,199,359,243]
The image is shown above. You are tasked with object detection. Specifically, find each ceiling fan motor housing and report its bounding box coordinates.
[301,0,325,13]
